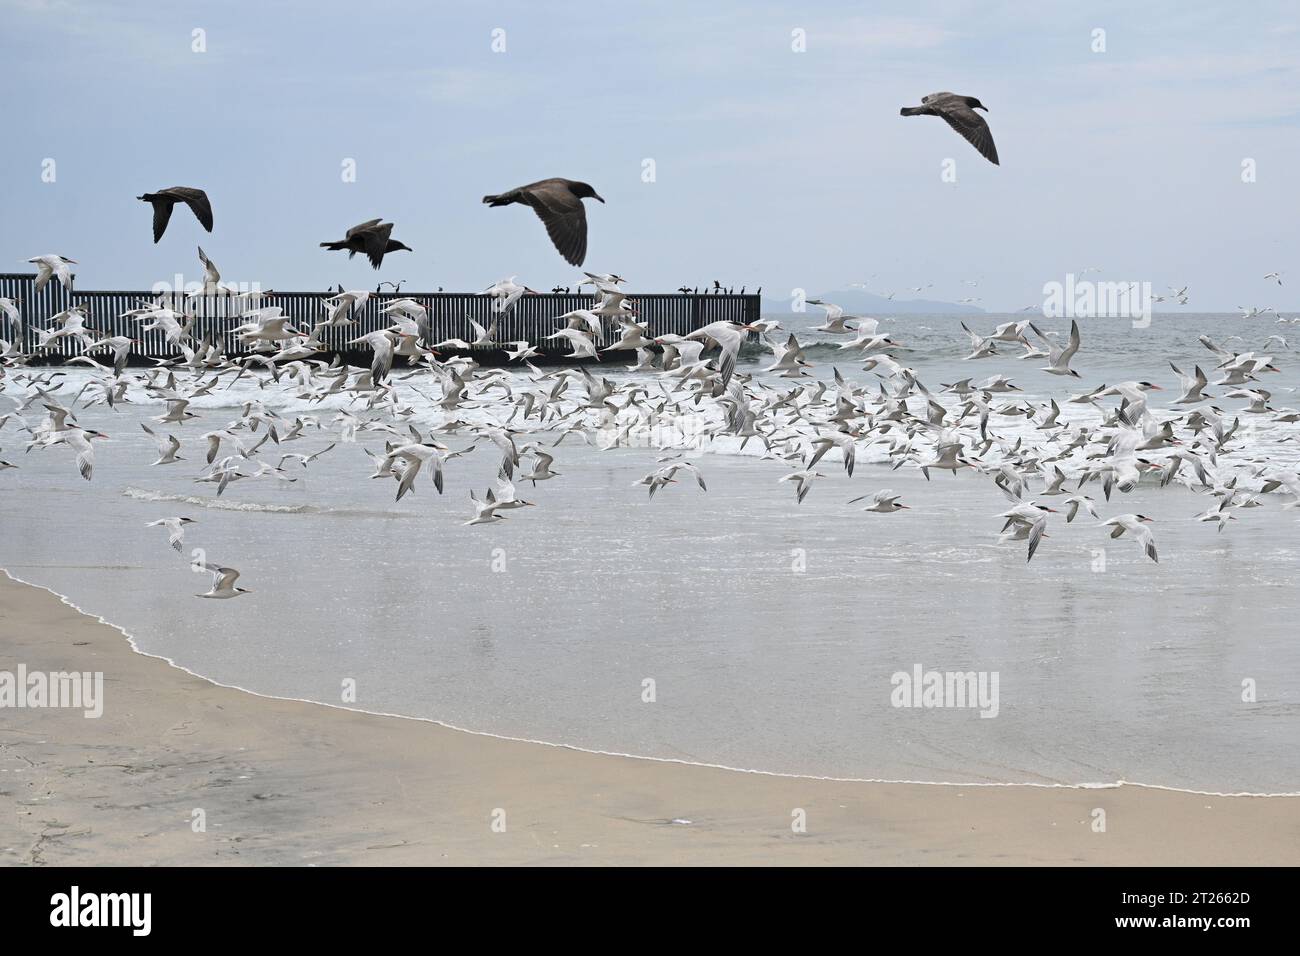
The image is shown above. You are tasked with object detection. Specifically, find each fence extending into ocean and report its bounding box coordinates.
[0,273,760,362]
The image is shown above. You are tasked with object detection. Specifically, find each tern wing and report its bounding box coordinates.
[1133,527,1158,563]
[214,566,241,590]
[1059,320,1081,364]
[1026,514,1047,562]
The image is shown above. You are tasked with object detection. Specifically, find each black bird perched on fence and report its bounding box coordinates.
[137,187,213,243]
[900,92,999,165]
[482,178,604,267]
[320,219,412,270]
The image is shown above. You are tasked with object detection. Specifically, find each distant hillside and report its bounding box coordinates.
[761,288,984,316]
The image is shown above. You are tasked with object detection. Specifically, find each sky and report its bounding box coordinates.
[2,0,1298,311]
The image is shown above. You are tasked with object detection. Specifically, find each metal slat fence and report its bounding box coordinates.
[0,274,759,363]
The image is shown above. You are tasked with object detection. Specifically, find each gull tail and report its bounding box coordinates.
[900,106,926,116]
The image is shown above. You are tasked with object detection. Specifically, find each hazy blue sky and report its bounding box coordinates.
[2,0,1297,310]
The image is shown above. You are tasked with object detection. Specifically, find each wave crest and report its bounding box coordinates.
[122,487,314,513]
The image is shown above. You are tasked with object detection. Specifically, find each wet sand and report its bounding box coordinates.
[2,572,1297,866]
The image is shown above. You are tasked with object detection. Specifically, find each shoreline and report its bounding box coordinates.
[6,569,1294,800]
[2,571,1298,866]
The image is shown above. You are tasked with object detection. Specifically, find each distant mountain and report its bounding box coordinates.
[761,288,984,316]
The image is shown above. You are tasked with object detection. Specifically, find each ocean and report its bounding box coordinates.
[2,311,1298,793]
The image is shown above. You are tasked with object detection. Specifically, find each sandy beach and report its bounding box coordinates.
[1,572,1297,867]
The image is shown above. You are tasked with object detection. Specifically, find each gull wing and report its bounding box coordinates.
[172,187,213,232]
[361,222,394,270]
[150,199,175,243]
[524,183,589,267]
[938,104,999,165]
